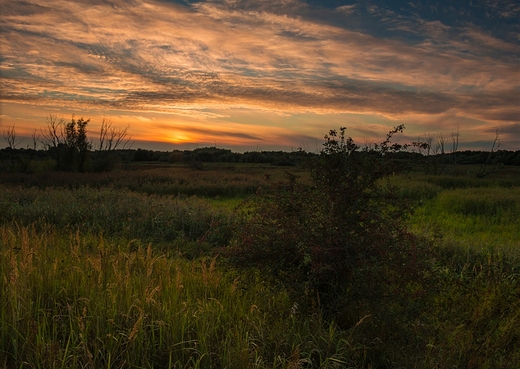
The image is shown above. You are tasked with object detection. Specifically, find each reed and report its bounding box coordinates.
[1,223,366,368]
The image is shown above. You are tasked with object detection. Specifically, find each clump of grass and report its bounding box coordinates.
[420,241,520,369]
[396,172,520,368]
[436,187,519,218]
[386,175,443,202]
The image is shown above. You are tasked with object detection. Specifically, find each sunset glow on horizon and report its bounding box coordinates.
[1,0,519,152]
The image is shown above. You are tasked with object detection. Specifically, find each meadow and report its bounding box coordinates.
[1,163,519,368]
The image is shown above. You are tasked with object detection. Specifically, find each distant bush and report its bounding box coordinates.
[221,126,432,322]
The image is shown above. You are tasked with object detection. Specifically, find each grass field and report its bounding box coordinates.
[1,163,519,368]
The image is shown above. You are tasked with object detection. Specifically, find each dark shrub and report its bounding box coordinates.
[220,126,431,322]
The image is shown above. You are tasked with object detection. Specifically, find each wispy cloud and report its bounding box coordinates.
[1,0,518,150]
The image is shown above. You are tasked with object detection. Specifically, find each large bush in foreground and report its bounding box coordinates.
[222,126,431,322]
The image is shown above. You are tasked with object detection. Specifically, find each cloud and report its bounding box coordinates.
[336,4,357,14]
[482,122,520,147]
[1,0,518,151]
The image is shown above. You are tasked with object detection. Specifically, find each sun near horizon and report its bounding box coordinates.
[1,0,519,152]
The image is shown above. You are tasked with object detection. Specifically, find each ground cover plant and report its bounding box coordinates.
[1,129,519,368]
[400,174,520,368]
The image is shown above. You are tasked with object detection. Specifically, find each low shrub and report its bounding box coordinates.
[220,127,434,323]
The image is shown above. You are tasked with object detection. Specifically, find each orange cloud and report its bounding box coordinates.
[1,0,518,151]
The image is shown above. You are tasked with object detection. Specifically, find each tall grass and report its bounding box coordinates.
[2,224,518,367]
[0,187,233,256]
[0,164,304,198]
[390,171,520,368]
[409,187,520,256]
[1,224,364,368]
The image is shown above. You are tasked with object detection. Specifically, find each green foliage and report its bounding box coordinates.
[221,127,431,320]
[409,186,520,258]
[420,242,520,369]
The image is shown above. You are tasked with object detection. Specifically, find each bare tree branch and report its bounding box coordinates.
[477,129,501,178]
[41,114,65,150]
[41,114,66,170]
[29,130,39,150]
[3,125,23,149]
[451,127,460,173]
[99,117,132,151]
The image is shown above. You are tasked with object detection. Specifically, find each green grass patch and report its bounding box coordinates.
[0,187,233,251]
[409,187,520,256]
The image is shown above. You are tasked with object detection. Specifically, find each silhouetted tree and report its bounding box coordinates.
[2,125,23,172]
[41,115,92,171]
[94,117,132,171]
[41,115,66,170]
[64,116,92,172]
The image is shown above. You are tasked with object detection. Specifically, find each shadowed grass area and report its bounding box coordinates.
[2,221,518,368]
[0,163,308,199]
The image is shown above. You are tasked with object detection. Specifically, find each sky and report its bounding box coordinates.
[1,0,519,152]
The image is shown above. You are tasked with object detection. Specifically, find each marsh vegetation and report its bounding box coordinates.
[1,128,519,368]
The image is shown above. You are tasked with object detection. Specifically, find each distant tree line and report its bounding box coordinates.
[2,117,519,174]
[410,129,519,176]
[90,146,520,170]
